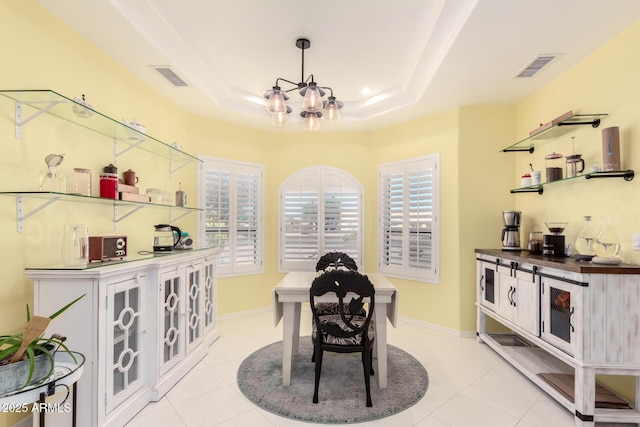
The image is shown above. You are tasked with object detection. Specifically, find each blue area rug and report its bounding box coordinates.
[237,338,428,424]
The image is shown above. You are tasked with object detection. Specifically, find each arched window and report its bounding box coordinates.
[279,166,364,271]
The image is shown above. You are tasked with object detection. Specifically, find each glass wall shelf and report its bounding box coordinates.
[0,191,202,232]
[501,113,607,153]
[0,89,201,166]
[510,169,634,195]
[24,246,219,271]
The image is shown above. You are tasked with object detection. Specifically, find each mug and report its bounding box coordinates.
[531,171,542,185]
[123,169,138,186]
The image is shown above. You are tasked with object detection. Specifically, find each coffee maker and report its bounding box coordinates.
[501,210,522,250]
[543,222,568,257]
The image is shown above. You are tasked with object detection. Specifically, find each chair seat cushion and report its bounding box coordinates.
[312,315,375,346]
[314,302,366,316]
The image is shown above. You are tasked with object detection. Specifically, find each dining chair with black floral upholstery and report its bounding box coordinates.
[309,269,376,407]
[313,252,363,317]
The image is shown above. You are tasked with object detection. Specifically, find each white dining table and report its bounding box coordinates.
[273,271,399,388]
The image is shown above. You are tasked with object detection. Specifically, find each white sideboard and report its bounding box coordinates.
[24,248,220,427]
[476,249,640,426]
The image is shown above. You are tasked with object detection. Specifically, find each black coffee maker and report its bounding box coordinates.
[543,222,568,256]
[501,210,521,250]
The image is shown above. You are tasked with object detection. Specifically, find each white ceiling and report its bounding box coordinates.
[37,0,640,132]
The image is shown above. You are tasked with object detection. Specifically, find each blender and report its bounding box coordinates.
[543,222,568,256]
[501,210,522,250]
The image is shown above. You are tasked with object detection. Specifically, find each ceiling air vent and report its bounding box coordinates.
[153,66,188,87]
[513,54,559,78]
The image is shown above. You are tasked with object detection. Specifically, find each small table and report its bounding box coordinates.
[0,352,85,427]
[273,272,398,388]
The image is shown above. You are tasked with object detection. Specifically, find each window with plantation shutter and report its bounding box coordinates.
[280,166,363,272]
[378,155,439,283]
[198,157,263,276]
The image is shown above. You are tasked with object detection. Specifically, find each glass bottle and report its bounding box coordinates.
[574,216,597,255]
[593,216,620,258]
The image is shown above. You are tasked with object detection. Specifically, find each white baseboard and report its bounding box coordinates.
[219,306,475,338]
[218,306,272,321]
[398,315,476,338]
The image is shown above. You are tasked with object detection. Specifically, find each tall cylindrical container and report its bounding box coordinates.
[602,126,621,171]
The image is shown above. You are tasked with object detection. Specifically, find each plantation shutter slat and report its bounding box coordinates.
[236,172,260,266]
[204,168,231,267]
[378,156,439,283]
[200,158,263,276]
[280,167,363,271]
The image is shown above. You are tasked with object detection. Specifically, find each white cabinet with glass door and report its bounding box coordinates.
[152,253,217,398]
[26,249,220,427]
[104,273,147,414]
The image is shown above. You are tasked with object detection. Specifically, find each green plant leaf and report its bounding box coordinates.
[29,343,55,384]
[21,346,36,388]
[0,342,20,361]
[47,294,85,320]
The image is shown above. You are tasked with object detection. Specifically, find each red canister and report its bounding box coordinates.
[99,173,118,199]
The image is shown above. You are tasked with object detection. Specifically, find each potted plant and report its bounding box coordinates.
[0,294,85,393]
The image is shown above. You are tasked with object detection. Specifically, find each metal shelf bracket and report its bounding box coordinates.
[17,195,62,232]
[114,204,146,230]
[15,101,64,138]
[510,186,544,195]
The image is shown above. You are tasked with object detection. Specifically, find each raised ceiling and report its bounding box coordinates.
[37,0,640,132]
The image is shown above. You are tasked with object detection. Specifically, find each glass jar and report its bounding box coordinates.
[145,188,162,204]
[72,168,92,196]
[593,216,620,258]
[527,231,543,254]
[574,215,597,255]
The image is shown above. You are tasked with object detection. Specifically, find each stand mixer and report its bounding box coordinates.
[543,222,568,256]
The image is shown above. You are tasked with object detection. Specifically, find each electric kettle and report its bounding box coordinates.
[153,224,181,252]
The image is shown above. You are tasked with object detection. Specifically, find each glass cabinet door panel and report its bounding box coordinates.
[106,275,145,412]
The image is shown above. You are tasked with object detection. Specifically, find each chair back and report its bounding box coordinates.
[315,252,358,272]
[310,270,375,345]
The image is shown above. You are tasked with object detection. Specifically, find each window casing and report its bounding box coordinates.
[279,166,363,272]
[198,156,263,276]
[378,155,439,283]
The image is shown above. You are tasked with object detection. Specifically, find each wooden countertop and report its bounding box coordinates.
[475,248,640,274]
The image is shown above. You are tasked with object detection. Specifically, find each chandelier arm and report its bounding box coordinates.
[319,86,334,97]
[275,77,299,88]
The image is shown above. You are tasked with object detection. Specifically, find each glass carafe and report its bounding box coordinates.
[575,216,597,255]
[62,224,89,266]
[593,216,620,258]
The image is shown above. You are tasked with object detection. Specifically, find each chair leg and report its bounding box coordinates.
[362,348,373,407]
[313,346,323,404]
[361,349,375,376]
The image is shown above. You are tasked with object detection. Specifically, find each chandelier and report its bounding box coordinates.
[263,38,343,131]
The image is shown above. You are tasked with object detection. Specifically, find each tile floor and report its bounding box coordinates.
[125,310,637,427]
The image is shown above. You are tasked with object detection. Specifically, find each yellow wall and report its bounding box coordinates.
[514,21,640,261]
[2,1,640,424]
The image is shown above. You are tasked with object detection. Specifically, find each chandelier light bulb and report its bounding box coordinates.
[322,97,342,123]
[266,86,287,114]
[302,111,321,131]
[271,106,292,127]
[301,82,324,112]
[271,112,288,127]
